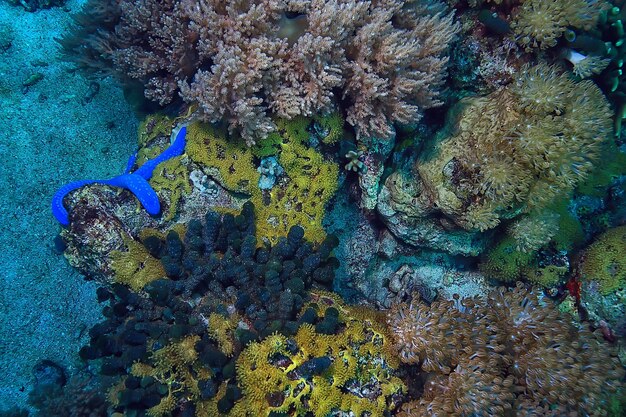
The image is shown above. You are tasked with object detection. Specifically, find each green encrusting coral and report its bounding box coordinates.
[186,117,338,245]
[138,113,177,148]
[314,112,344,145]
[479,236,567,288]
[579,225,626,295]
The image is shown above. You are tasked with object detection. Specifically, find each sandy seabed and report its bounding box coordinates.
[0,0,139,410]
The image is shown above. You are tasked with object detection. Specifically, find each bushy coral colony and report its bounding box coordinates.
[20,0,626,416]
[389,284,624,416]
[58,0,459,145]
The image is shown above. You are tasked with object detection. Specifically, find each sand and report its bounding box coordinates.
[0,0,138,410]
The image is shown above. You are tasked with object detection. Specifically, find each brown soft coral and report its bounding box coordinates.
[379,63,613,236]
[60,0,459,145]
[388,284,624,417]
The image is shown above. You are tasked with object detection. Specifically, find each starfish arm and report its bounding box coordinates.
[124,151,138,174]
[134,126,187,179]
[52,127,185,225]
[104,174,161,216]
[51,179,100,226]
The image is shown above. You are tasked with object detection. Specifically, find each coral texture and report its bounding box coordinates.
[578,225,626,295]
[378,63,613,241]
[60,0,459,144]
[227,292,405,416]
[79,205,340,415]
[186,117,339,245]
[511,0,606,50]
[388,284,624,416]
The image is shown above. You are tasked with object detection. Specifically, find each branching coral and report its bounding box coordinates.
[388,284,625,416]
[60,0,459,144]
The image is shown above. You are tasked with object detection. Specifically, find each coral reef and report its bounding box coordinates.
[76,274,408,416]
[378,63,613,253]
[186,117,339,245]
[225,292,405,416]
[59,114,339,284]
[578,225,626,295]
[75,204,341,415]
[59,0,459,144]
[36,2,626,417]
[388,283,625,416]
[75,202,336,416]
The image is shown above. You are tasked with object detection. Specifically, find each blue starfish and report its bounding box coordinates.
[52,126,187,226]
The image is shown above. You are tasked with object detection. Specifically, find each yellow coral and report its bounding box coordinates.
[130,335,213,417]
[109,235,166,291]
[185,123,259,194]
[138,113,175,148]
[227,292,404,417]
[207,312,239,356]
[149,156,191,221]
[185,118,338,244]
[130,362,155,378]
[106,377,126,407]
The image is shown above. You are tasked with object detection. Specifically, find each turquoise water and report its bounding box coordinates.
[0,0,137,411]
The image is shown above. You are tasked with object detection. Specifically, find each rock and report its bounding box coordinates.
[357,127,395,210]
[376,170,488,256]
[257,156,283,190]
[32,360,66,391]
[580,280,626,339]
